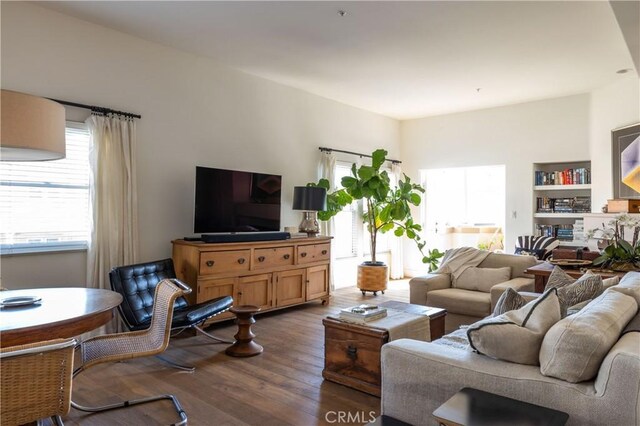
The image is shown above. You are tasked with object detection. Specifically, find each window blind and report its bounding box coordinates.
[0,123,91,254]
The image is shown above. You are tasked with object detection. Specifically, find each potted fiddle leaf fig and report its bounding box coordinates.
[310,149,443,295]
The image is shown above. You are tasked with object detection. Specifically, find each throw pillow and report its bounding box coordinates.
[466,288,561,365]
[493,287,527,316]
[544,266,575,291]
[455,267,511,293]
[539,288,638,383]
[556,274,603,317]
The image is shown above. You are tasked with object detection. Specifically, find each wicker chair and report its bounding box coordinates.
[71,279,190,425]
[1,338,76,426]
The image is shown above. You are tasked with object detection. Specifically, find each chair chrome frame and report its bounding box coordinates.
[71,279,189,425]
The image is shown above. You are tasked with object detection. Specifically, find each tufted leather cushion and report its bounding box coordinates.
[173,296,233,328]
[109,259,190,330]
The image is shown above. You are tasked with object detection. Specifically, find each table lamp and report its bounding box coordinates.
[292,186,327,236]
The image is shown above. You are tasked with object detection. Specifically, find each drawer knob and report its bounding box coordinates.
[283,254,290,260]
[300,252,307,258]
[258,256,265,262]
[321,250,328,255]
[238,258,246,264]
[347,345,358,360]
[206,260,215,267]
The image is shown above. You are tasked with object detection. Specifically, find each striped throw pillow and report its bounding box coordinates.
[493,287,527,316]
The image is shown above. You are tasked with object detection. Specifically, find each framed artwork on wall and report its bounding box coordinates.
[612,123,640,199]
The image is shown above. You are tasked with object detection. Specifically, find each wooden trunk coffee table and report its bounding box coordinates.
[322,301,446,397]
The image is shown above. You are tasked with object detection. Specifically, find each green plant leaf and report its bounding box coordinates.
[406,229,416,239]
[592,255,607,266]
[380,223,394,233]
[371,149,387,169]
[409,193,421,205]
[341,176,357,189]
[315,179,330,190]
[368,177,380,189]
[379,205,392,222]
[394,228,404,237]
[358,166,374,181]
[619,239,633,253]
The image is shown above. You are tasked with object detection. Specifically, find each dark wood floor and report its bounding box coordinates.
[66,280,410,426]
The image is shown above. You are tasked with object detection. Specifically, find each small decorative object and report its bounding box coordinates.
[308,149,444,295]
[587,214,640,271]
[601,204,608,213]
[292,186,327,236]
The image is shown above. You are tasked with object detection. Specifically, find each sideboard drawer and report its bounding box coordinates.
[297,243,331,264]
[253,246,294,270]
[199,250,251,275]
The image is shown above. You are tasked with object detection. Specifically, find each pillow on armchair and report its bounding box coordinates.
[515,236,559,260]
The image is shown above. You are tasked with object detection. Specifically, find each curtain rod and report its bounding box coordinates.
[49,98,141,119]
[318,147,401,164]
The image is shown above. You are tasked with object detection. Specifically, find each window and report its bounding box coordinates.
[421,165,505,251]
[1,122,91,254]
[333,161,358,258]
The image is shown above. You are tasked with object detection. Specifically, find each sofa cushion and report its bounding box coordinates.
[610,271,640,305]
[466,288,561,365]
[454,266,511,293]
[493,287,527,316]
[427,288,491,317]
[539,289,638,383]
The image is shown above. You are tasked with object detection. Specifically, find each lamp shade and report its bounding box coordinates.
[1,90,66,161]
[292,186,327,211]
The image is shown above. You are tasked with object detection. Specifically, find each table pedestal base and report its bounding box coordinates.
[226,305,263,357]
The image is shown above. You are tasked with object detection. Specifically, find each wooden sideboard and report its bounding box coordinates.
[172,236,331,322]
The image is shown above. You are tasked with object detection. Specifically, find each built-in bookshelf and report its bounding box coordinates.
[533,161,591,246]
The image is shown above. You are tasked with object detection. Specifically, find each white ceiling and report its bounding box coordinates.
[38,1,635,120]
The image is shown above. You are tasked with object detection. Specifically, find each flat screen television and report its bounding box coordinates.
[194,166,282,233]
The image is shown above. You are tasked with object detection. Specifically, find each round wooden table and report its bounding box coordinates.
[0,288,123,348]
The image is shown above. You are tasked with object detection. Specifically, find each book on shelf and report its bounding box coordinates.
[535,196,591,214]
[535,168,591,186]
[340,305,387,323]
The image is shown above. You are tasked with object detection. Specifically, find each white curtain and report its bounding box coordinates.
[86,114,139,333]
[318,151,336,290]
[390,162,404,279]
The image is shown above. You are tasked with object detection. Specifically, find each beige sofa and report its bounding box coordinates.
[381,272,640,426]
[409,252,538,332]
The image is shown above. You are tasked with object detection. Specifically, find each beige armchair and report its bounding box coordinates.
[409,252,538,332]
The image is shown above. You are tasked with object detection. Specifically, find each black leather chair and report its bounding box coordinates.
[109,258,233,370]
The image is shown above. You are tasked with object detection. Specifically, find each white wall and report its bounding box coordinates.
[400,94,593,275]
[0,3,399,289]
[589,75,640,210]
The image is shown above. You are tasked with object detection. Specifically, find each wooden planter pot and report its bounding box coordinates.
[357,262,388,296]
